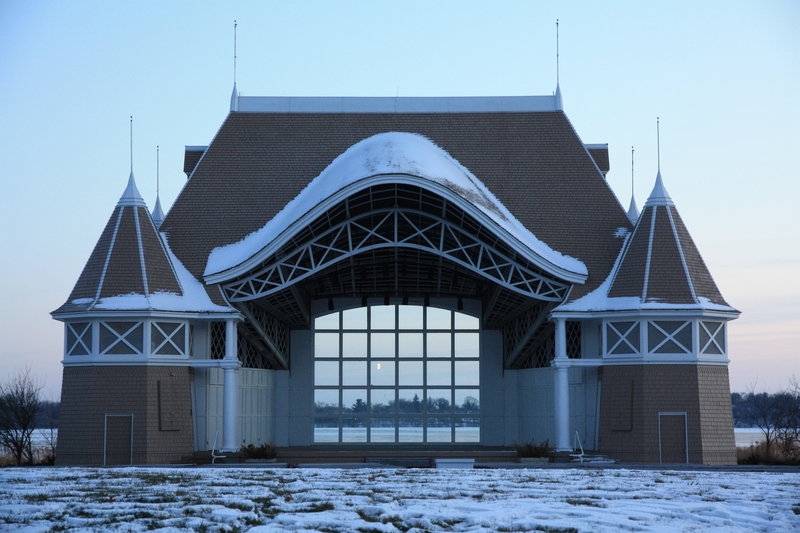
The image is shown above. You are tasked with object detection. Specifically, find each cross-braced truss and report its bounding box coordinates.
[223,207,570,304]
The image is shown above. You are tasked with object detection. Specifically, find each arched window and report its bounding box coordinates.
[313,305,480,444]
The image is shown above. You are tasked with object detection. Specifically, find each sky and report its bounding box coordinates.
[0,0,798,399]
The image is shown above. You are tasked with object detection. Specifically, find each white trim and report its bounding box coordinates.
[53,310,239,321]
[91,205,125,309]
[185,145,208,151]
[63,357,240,368]
[236,95,561,114]
[549,358,729,368]
[552,308,738,320]
[132,206,150,296]
[665,206,697,302]
[205,174,587,286]
[641,206,657,300]
[584,143,608,150]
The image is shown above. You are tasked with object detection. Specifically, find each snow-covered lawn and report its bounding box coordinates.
[0,467,797,532]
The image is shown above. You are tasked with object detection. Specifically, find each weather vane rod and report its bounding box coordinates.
[129,115,133,173]
[234,20,238,86]
[631,146,635,198]
[156,145,160,198]
[556,19,560,86]
[657,117,661,172]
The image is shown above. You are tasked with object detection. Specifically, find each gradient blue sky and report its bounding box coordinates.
[1,1,798,399]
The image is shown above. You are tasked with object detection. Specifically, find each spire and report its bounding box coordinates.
[230,20,239,112]
[152,145,165,227]
[645,118,673,207]
[119,116,146,207]
[554,19,563,110]
[627,146,639,223]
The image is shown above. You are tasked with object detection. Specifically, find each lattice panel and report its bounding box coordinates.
[237,333,269,369]
[209,321,225,359]
[249,304,290,360]
[531,333,555,368]
[566,321,582,359]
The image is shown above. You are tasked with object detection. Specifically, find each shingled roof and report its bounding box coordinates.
[607,171,729,307]
[53,172,184,314]
[160,98,633,301]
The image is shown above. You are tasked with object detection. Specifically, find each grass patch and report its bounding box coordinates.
[299,501,335,512]
[565,498,603,508]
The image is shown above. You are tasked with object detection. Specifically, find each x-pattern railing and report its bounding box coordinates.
[100,322,143,355]
[700,321,725,354]
[223,207,569,303]
[66,322,91,355]
[649,321,691,354]
[151,322,185,356]
[607,321,639,354]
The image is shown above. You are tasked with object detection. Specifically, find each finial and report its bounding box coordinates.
[233,19,237,86]
[656,116,661,172]
[627,145,639,223]
[156,145,160,198]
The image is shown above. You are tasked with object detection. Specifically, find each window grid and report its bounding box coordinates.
[314,305,480,444]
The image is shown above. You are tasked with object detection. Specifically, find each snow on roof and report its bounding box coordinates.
[84,234,232,313]
[205,132,587,279]
[555,230,737,314]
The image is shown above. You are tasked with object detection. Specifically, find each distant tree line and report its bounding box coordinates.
[732,378,800,462]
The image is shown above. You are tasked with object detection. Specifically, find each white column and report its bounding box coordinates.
[553,317,571,452]
[222,319,239,452]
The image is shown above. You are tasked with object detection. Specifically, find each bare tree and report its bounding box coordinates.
[743,385,778,456]
[0,368,43,465]
[774,376,800,460]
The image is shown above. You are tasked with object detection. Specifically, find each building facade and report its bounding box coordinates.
[52,89,738,465]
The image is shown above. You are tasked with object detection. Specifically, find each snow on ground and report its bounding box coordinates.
[0,467,797,532]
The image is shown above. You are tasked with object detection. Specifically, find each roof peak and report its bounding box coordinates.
[152,196,165,228]
[118,171,147,207]
[644,170,674,207]
[234,95,563,114]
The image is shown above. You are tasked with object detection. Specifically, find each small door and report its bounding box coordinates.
[105,414,133,465]
[658,412,687,463]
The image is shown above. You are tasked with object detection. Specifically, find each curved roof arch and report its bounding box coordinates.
[204,132,587,286]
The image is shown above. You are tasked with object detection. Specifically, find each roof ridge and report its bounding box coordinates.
[90,206,125,310]
[665,205,698,303]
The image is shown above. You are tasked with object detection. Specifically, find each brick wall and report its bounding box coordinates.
[598,364,735,464]
[56,366,193,465]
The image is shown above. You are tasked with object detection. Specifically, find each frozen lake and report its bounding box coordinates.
[0,466,797,532]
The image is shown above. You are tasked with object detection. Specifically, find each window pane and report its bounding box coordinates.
[398,305,423,329]
[315,312,339,330]
[342,333,367,358]
[370,389,395,413]
[398,333,422,357]
[427,417,452,442]
[454,333,479,358]
[426,389,452,413]
[399,417,423,442]
[606,325,621,353]
[314,418,338,443]
[371,333,395,357]
[314,390,339,414]
[370,418,395,443]
[427,361,451,386]
[455,418,480,442]
[371,361,395,386]
[673,323,692,351]
[315,333,339,358]
[398,361,423,386]
[342,308,367,330]
[427,307,451,329]
[398,389,423,413]
[157,322,180,336]
[341,418,367,442]
[314,361,339,386]
[455,390,480,414]
[647,323,667,352]
[427,333,451,357]
[371,305,395,329]
[342,361,367,385]
[454,312,479,330]
[454,361,479,386]
[342,389,367,414]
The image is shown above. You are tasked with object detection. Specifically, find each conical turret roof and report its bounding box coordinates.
[152,196,165,228]
[607,171,728,306]
[53,172,184,314]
